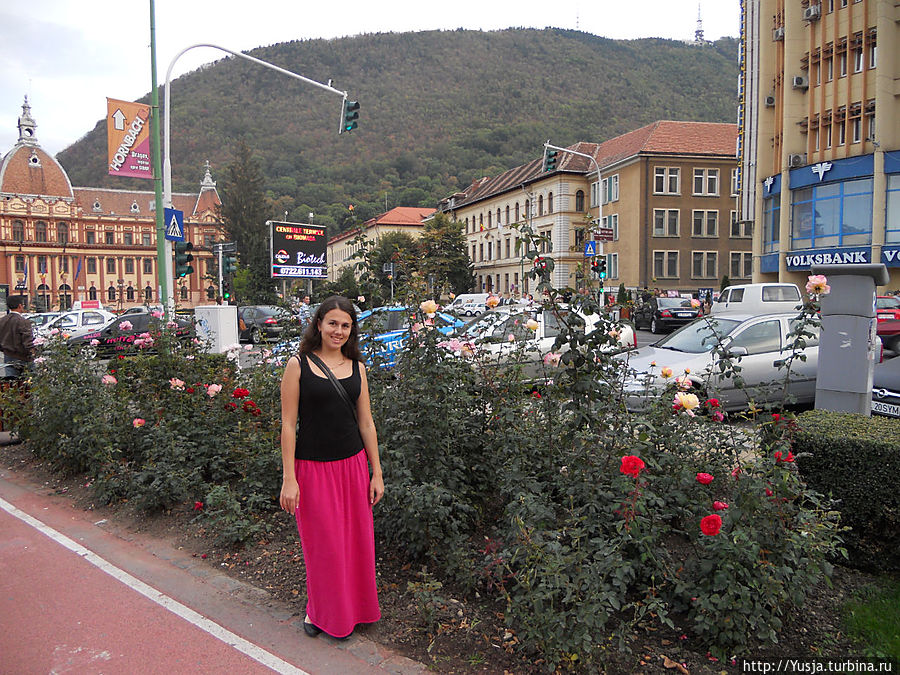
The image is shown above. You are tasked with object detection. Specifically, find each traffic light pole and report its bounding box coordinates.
[162,43,354,310]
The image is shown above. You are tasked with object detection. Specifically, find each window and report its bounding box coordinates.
[479,243,484,262]
[838,52,847,77]
[505,239,510,259]
[38,256,47,273]
[791,177,874,249]
[601,175,619,204]
[180,286,188,300]
[693,169,719,196]
[15,255,25,273]
[525,200,530,218]
[126,286,135,301]
[607,253,619,280]
[590,181,600,207]
[654,167,680,194]
[123,231,133,246]
[730,211,752,238]
[496,208,501,225]
[87,257,97,274]
[515,202,520,221]
[12,220,24,242]
[692,210,718,237]
[853,47,864,72]
[731,320,782,355]
[730,252,753,279]
[471,244,476,261]
[142,233,151,246]
[487,212,491,228]
[823,123,832,149]
[851,118,862,144]
[692,251,717,279]
[538,195,543,216]
[505,205,510,225]
[886,175,900,243]
[824,56,833,82]
[146,286,155,301]
[487,241,493,261]
[548,193,553,213]
[107,286,116,302]
[124,258,134,274]
[603,214,619,241]
[105,231,115,245]
[35,221,47,242]
[653,209,679,237]
[653,251,679,279]
[143,258,153,274]
[575,190,585,212]
[89,286,97,300]
[106,258,116,274]
[763,195,781,253]
[837,119,846,146]
[731,168,740,196]
[60,257,69,273]
[868,42,876,69]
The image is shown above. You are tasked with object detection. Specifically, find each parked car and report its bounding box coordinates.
[710,283,802,317]
[39,308,117,338]
[121,304,165,316]
[358,306,464,366]
[876,295,900,322]
[26,312,62,330]
[876,318,900,353]
[632,297,701,334]
[446,293,490,317]
[237,305,294,344]
[66,311,194,358]
[872,354,900,418]
[620,313,822,412]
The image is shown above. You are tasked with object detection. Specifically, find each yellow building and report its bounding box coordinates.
[739,0,899,289]
[0,99,224,311]
[327,206,435,282]
[439,121,745,297]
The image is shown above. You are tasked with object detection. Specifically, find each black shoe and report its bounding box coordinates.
[303,621,322,637]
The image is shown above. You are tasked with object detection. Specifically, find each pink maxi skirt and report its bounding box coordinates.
[294,449,380,638]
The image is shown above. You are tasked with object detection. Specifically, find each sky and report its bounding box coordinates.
[0,0,740,157]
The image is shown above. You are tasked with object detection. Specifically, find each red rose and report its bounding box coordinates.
[765,487,773,497]
[242,399,257,411]
[185,387,195,394]
[706,398,720,408]
[696,472,714,485]
[193,501,203,511]
[619,455,646,478]
[532,391,541,399]
[712,501,729,510]
[251,408,261,417]
[226,402,238,410]
[232,388,250,399]
[700,514,722,536]
[772,413,781,421]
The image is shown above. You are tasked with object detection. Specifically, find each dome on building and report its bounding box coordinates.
[0,97,74,200]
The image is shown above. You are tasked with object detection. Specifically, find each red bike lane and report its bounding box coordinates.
[0,465,423,674]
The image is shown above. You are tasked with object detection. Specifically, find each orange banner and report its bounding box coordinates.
[106,98,152,179]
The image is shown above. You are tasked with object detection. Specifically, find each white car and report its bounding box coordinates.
[39,308,117,338]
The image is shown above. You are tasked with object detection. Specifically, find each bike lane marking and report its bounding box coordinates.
[0,495,309,675]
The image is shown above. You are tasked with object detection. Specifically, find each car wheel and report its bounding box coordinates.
[250,327,262,344]
[650,317,661,334]
[80,344,98,359]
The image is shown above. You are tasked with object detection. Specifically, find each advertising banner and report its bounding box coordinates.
[269,221,327,279]
[106,98,152,179]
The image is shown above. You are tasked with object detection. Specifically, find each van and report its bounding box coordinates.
[710,283,802,316]
[447,293,490,317]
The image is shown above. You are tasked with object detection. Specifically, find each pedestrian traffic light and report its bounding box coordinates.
[542,147,558,173]
[340,99,360,134]
[174,241,194,278]
[222,280,231,301]
[591,256,608,280]
[223,253,237,275]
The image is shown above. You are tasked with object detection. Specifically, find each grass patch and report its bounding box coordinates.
[842,576,900,659]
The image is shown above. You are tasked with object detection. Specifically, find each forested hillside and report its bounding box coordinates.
[58,28,739,237]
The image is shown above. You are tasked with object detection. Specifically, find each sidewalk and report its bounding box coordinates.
[0,442,425,675]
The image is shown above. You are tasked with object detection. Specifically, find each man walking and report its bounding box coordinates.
[0,295,35,377]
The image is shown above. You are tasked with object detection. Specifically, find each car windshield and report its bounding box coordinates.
[658,298,694,309]
[876,297,900,309]
[654,317,742,353]
[460,310,522,339]
[359,310,405,333]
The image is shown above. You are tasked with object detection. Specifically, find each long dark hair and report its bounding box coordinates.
[298,295,363,361]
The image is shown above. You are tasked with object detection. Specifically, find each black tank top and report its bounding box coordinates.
[295,354,364,461]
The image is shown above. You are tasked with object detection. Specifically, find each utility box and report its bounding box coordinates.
[812,263,889,415]
[194,304,238,354]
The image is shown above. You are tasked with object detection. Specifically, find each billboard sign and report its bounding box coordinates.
[269,221,327,279]
[106,98,152,179]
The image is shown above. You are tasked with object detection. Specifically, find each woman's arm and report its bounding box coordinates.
[279,356,301,513]
[356,363,384,506]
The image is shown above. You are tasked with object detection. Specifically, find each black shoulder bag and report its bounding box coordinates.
[306,353,359,425]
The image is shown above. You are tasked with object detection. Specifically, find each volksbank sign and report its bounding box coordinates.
[785,247,871,270]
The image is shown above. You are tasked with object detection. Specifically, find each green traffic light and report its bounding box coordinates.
[174,241,194,278]
[342,100,360,133]
[543,148,558,172]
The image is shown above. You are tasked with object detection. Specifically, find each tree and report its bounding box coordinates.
[418,213,475,298]
[317,266,360,302]
[219,141,276,304]
[720,274,732,292]
[368,231,420,304]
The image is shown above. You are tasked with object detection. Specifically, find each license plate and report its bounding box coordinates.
[675,313,691,318]
[872,399,900,417]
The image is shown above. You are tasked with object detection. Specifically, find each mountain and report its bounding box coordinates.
[57,28,739,237]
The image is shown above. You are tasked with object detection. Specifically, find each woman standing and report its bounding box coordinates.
[279,295,384,639]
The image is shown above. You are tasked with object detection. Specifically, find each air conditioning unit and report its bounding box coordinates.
[789,153,807,168]
[803,4,821,21]
[773,27,785,41]
[764,95,777,107]
[792,75,809,89]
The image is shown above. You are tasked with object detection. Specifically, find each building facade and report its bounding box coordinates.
[0,99,224,312]
[440,121,746,298]
[740,0,899,289]
[327,206,435,282]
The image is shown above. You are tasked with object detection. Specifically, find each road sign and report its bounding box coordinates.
[106,98,152,179]
[596,227,615,242]
[164,208,185,241]
[583,241,597,256]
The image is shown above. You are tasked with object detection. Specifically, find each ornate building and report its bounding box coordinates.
[0,98,223,312]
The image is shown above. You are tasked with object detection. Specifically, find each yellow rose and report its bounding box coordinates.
[526,319,539,331]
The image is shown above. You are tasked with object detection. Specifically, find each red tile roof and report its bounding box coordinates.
[329,206,436,244]
[0,145,74,198]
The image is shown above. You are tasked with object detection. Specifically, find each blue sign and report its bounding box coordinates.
[760,253,780,274]
[785,246,871,270]
[163,207,184,242]
[583,240,597,257]
[882,245,900,267]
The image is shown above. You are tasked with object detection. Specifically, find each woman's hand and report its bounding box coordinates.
[369,473,384,507]
[280,477,300,514]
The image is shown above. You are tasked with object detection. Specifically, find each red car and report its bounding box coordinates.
[876,296,900,322]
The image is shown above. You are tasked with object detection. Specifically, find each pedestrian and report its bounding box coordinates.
[279,295,383,640]
[0,295,35,377]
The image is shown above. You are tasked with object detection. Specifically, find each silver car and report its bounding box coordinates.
[620,313,820,411]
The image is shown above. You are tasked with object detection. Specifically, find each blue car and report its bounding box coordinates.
[358,306,464,367]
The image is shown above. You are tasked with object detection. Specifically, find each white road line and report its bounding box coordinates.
[0,496,308,675]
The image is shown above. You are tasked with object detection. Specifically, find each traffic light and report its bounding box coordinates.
[340,99,360,134]
[542,147,558,173]
[222,280,232,301]
[223,253,237,275]
[591,256,608,280]
[174,241,194,278]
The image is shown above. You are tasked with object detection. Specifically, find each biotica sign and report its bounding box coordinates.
[269,221,327,279]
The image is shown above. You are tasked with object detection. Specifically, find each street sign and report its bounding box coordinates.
[583,241,597,257]
[269,221,327,279]
[106,98,152,179]
[596,227,615,242]
[164,208,185,241]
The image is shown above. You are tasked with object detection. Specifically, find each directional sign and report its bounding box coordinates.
[596,227,615,242]
[164,208,185,242]
[106,98,152,179]
[584,240,597,257]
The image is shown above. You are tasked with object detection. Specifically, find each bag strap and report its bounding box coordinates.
[307,352,359,425]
